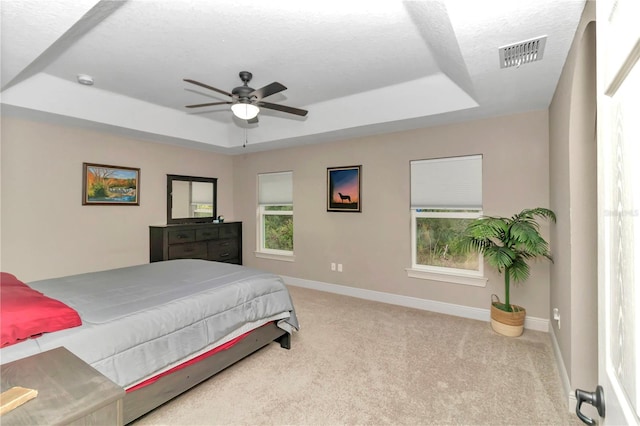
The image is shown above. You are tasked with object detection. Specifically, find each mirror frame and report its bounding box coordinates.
[167,174,217,224]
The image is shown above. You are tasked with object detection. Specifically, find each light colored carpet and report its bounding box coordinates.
[132,285,582,425]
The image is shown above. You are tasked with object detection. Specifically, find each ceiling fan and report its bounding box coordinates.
[184,71,308,123]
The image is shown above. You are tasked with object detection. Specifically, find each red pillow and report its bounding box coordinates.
[1,272,82,347]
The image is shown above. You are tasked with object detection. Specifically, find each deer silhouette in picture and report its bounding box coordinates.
[338,192,351,203]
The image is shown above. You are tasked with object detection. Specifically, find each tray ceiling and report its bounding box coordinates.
[1,0,586,153]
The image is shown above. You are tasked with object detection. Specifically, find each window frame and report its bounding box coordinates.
[255,172,294,262]
[407,154,487,287]
[256,204,294,260]
[408,209,487,286]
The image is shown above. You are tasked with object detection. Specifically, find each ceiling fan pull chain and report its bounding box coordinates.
[243,127,248,148]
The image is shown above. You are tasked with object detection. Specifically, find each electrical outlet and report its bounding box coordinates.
[331,262,336,271]
[337,263,343,272]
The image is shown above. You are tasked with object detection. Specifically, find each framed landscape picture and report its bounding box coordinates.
[327,165,361,212]
[83,163,140,205]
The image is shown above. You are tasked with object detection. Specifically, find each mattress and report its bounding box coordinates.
[0,259,298,388]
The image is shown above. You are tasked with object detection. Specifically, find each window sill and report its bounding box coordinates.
[405,268,487,287]
[255,251,295,262]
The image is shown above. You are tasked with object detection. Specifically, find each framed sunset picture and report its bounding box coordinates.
[83,163,140,205]
[327,165,361,212]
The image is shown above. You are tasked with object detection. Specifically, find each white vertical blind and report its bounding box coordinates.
[258,171,293,205]
[410,155,482,209]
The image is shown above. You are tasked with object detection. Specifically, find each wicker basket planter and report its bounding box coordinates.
[490,297,526,337]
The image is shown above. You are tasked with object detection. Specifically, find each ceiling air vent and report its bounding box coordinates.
[499,36,547,69]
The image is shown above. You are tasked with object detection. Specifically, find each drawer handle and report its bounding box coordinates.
[220,242,230,246]
[220,252,230,257]
[202,232,212,237]
[177,234,189,239]
[184,247,195,252]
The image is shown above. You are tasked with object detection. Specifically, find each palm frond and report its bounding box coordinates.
[458,237,487,255]
[509,221,539,244]
[516,207,557,223]
[512,229,550,257]
[484,246,515,271]
[508,258,531,283]
[462,207,556,301]
[467,217,507,240]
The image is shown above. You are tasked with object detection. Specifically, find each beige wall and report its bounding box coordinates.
[0,116,235,282]
[1,109,553,318]
[234,110,553,317]
[549,1,597,391]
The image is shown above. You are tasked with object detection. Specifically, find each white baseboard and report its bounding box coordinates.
[282,276,549,332]
[550,326,576,413]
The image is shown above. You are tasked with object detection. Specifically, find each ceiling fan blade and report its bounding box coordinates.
[251,82,287,100]
[185,101,232,108]
[247,116,259,124]
[183,79,233,98]
[257,101,308,117]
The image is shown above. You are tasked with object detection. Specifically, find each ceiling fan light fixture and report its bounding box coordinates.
[231,102,260,120]
[184,72,307,119]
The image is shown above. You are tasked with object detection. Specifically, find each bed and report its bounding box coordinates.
[0,259,298,423]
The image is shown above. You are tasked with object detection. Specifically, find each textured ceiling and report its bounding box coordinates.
[1,0,586,153]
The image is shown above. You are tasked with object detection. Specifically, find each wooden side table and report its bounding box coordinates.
[1,347,125,425]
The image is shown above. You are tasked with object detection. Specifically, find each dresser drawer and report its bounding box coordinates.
[208,239,239,261]
[168,229,195,244]
[168,242,207,259]
[196,227,219,241]
[219,224,239,239]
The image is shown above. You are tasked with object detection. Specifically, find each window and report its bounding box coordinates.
[408,155,486,286]
[257,172,294,261]
[190,181,214,218]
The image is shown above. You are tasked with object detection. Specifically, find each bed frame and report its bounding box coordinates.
[123,322,290,424]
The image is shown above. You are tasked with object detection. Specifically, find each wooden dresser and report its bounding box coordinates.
[149,222,242,264]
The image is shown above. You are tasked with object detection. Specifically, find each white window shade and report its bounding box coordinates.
[191,181,213,204]
[411,155,482,209]
[258,171,292,205]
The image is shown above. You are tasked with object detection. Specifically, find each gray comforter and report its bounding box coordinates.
[0,259,298,388]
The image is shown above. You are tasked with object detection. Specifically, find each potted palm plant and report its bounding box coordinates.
[461,207,556,337]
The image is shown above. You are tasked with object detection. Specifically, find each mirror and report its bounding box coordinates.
[167,174,217,224]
